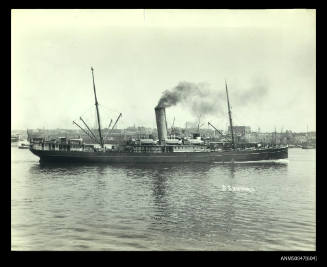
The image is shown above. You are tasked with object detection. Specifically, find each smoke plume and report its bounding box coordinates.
[157,81,224,118]
[156,80,269,119]
[233,84,269,106]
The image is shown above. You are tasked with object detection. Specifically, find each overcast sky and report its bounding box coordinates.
[11,9,316,132]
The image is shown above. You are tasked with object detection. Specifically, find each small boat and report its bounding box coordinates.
[287,144,297,148]
[11,135,19,143]
[18,140,30,149]
[301,125,315,149]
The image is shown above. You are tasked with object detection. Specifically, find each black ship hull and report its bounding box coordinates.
[30,146,288,164]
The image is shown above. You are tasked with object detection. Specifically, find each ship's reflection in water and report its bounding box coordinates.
[23,160,305,250]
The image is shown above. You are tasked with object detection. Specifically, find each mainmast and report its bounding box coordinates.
[225,80,235,149]
[91,67,104,148]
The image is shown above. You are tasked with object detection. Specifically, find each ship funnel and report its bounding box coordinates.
[155,106,168,144]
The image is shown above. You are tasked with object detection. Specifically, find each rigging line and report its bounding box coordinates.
[99,103,121,113]
[73,105,95,123]
[81,105,95,117]
[97,109,114,122]
[103,110,119,116]
[75,105,94,118]
[96,105,118,119]
[73,121,98,143]
[80,116,100,145]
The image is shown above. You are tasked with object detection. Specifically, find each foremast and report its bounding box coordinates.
[91,67,104,148]
[225,81,235,149]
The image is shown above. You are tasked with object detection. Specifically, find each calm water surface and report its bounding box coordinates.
[11,147,316,250]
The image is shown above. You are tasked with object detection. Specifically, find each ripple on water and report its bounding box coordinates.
[11,148,316,251]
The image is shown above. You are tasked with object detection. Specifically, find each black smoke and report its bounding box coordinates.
[157,81,225,117]
[156,80,269,119]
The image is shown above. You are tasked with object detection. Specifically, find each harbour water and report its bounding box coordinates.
[11,146,316,251]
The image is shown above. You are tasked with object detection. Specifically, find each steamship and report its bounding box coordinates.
[29,68,288,163]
